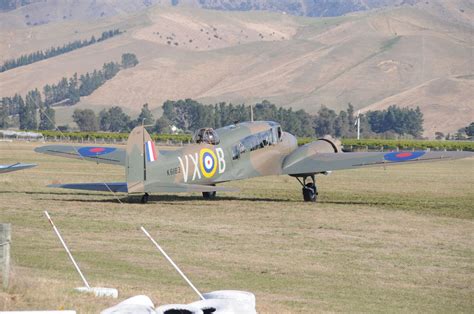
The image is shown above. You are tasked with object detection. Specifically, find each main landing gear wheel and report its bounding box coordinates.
[141,193,149,204]
[202,191,216,200]
[303,182,317,202]
[296,175,318,202]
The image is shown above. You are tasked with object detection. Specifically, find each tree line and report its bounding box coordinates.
[0,89,55,130]
[0,29,122,72]
[70,99,432,139]
[157,99,425,138]
[0,53,138,130]
[4,95,472,139]
[3,87,470,139]
[72,104,154,133]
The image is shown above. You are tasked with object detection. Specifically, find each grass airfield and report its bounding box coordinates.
[0,142,473,313]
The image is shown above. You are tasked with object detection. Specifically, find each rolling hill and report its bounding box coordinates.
[0,0,425,19]
[0,0,472,137]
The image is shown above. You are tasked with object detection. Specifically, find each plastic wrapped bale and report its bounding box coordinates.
[75,286,118,298]
[203,290,256,309]
[155,304,203,314]
[190,298,256,314]
[101,295,155,314]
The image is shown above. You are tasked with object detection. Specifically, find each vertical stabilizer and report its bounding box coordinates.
[126,126,157,193]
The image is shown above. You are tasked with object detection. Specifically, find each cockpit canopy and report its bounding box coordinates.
[193,128,220,145]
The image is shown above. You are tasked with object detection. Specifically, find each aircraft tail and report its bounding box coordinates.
[126,126,158,193]
[124,126,238,195]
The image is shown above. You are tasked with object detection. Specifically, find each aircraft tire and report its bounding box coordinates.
[302,183,317,202]
[202,191,217,200]
[141,193,149,204]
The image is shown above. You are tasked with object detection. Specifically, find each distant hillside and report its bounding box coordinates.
[181,0,419,17]
[2,0,471,27]
[0,0,415,17]
[0,1,472,137]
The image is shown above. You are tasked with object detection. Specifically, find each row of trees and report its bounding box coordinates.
[42,61,121,107]
[0,29,122,72]
[157,99,315,136]
[0,89,55,130]
[73,104,153,132]
[5,95,471,139]
[158,99,424,138]
[71,99,427,139]
[435,122,474,141]
[0,53,138,130]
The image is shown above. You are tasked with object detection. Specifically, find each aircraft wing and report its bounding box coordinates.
[35,145,125,166]
[48,181,238,193]
[48,182,129,192]
[0,163,37,174]
[282,151,473,176]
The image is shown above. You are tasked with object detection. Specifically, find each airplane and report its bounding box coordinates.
[35,121,472,203]
[0,162,36,174]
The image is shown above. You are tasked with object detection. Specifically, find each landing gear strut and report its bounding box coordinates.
[202,191,216,200]
[141,193,149,204]
[296,175,318,202]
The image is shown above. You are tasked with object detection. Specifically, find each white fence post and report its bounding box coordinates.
[1,223,11,290]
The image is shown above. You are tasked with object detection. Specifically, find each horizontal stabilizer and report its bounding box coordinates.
[48,182,128,192]
[0,163,37,174]
[283,151,473,176]
[35,145,125,166]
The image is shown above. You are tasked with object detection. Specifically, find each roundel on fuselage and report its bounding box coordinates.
[199,148,217,178]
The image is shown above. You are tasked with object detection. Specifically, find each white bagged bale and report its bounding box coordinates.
[101,295,155,314]
[75,287,118,298]
[203,290,256,309]
[190,298,256,314]
[155,304,203,314]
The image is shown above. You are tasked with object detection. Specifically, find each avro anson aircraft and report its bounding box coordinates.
[35,121,472,203]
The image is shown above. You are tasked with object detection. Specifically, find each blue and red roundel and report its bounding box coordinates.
[78,146,116,157]
[199,148,217,178]
[384,151,425,162]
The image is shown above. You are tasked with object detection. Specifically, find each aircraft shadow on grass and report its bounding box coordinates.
[0,190,116,197]
[34,193,293,204]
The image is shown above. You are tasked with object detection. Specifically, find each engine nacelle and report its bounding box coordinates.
[282,136,342,175]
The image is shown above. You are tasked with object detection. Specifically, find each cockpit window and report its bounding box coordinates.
[271,126,282,143]
[193,128,220,145]
[232,128,278,160]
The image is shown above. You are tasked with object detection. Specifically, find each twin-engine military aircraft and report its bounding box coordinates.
[35,121,472,203]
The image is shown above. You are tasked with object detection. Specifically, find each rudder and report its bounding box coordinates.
[126,126,158,193]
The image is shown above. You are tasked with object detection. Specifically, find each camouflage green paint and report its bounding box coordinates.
[140,121,297,192]
[35,121,473,196]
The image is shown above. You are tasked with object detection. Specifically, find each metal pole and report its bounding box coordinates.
[356,110,361,140]
[140,226,205,300]
[44,211,90,289]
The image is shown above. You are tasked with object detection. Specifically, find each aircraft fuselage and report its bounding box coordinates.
[146,121,297,186]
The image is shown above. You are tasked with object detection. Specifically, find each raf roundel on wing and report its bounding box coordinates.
[383,151,425,162]
[78,147,117,157]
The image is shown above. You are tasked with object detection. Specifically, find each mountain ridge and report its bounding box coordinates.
[0,1,472,137]
[0,0,418,17]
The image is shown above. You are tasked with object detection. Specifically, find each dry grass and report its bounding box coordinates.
[0,141,473,313]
